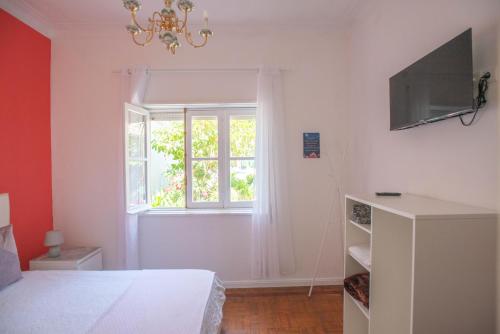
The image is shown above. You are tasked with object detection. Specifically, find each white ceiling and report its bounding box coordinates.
[15,0,363,27]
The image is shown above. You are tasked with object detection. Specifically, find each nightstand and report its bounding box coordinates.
[29,247,103,271]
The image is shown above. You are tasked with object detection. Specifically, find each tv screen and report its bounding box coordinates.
[390,29,473,130]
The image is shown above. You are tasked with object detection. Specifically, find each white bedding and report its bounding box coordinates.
[0,269,225,334]
[348,244,371,269]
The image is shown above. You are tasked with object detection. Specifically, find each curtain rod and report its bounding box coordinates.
[112,67,287,74]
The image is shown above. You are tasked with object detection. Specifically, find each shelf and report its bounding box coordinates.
[348,248,371,272]
[344,194,497,333]
[349,220,371,234]
[345,290,370,319]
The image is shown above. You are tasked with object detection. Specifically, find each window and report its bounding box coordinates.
[125,104,150,212]
[126,104,256,211]
[150,113,186,208]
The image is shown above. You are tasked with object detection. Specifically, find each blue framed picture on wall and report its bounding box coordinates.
[303,132,320,158]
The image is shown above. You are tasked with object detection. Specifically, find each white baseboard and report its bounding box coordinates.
[223,277,343,289]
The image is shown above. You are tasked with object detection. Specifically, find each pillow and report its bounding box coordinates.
[0,225,22,289]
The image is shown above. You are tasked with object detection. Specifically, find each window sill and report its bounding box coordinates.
[140,208,253,217]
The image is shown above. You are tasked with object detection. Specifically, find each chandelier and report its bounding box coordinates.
[122,0,213,55]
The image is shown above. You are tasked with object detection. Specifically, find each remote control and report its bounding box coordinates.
[375,192,401,196]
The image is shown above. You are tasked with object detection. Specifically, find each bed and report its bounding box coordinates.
[0,194,225,334]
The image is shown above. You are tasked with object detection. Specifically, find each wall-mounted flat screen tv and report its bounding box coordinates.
[390,29,473,130]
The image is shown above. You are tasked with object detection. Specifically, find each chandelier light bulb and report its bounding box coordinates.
[203,10,208,28]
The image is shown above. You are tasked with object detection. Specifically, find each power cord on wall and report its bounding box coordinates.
[459,72,491,126]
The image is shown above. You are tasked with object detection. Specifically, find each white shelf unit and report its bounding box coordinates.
[343,193,497,334]
[346,289,370,319]
[349,220,372,234]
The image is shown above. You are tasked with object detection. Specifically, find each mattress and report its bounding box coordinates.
[0,269,225,334]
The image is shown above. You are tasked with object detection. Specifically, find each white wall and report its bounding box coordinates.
[348,3,499,326]
[139,213,251,282]
[347,0,499,210]
[52,0,499,287]
[51,25,350,283]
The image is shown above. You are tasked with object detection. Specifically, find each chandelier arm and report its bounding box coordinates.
[132,30,154,46]
[150,11,163,32]
[146,31,155,44]
[151,11,162,21]
[185,31,209,48]
[131,11,152,33]
[153,18,162,32]
[177,9,188,32]
[131,35,147,47]
[176,19,186,33]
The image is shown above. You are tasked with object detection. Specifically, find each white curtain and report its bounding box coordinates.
[118,66,150,270]
[251,67,296,279]
[123,214,139,270]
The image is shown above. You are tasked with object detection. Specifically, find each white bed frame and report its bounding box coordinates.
[0,193,10,228]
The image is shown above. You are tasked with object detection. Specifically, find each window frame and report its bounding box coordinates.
[223,109,256,208]
[186,109,225,209]
[124,103,151,213]
[148,105,256,210]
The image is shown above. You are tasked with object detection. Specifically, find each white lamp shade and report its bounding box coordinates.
[44,230,64,247]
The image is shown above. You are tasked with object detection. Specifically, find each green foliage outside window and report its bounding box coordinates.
[150,115,256,208]
[151,120,185,208]
[229,117,256,202]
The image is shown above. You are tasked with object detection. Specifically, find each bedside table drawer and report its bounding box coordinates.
[29,261,78,270]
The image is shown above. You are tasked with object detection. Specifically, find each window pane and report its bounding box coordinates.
[192,116,218,158]
[192,160,219,202]
[150,118,186,208]
[128,160,147,207]
[128,111,146,159]
[230,160,256,202]
[230,115,256,158]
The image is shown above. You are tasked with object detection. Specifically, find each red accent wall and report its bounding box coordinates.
[0,10,53,270]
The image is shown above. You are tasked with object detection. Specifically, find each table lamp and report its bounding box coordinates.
[44,230,64,257]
